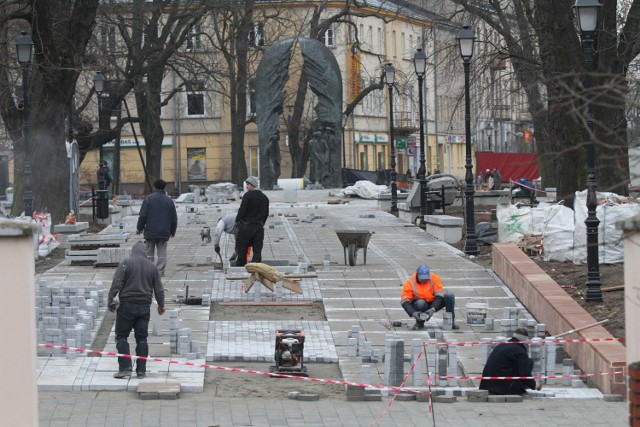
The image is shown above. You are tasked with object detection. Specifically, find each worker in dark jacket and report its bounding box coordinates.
[479,328,541,395]
[235,176,269,267]
[108,242,165,379]
[136,179,178,277]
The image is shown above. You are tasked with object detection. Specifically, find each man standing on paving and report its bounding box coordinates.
[479,327,541,395]
[108,241,166,379]
[234,176,269,267]
[136,179,178,277]
[401,265,458,330]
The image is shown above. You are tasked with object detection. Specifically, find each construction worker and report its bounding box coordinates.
[401,265,458,330]
[235,176,269,267]
[479,327,542,395]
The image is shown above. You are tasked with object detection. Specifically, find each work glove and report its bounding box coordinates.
[423,308,435,321]
[108,301,117,313]
[214,244,221,254]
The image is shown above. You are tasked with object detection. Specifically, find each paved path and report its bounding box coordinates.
[35,189,628,426]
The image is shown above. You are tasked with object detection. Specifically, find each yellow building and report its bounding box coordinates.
[77,1,471,196]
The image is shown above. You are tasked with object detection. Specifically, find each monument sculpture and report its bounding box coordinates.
[255,37,343,189]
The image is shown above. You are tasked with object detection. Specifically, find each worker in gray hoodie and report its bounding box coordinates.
[108,241,165,379]
[213,212,239,261]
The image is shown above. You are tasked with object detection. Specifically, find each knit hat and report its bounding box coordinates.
[512,327,529,342]
[245,176,259,188]
[416,265,431,281]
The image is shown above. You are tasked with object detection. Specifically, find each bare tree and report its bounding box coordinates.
[0,0,99,223]
[447,0,634,201]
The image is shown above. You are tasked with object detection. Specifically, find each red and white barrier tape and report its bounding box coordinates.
[37,343,625,391]
[424,337,624,347]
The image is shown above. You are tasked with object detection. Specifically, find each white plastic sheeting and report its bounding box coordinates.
[334,180,389,199]
[496,191,640,264]
[572,190,640,264]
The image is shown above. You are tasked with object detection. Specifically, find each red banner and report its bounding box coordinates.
[475,152,539,183]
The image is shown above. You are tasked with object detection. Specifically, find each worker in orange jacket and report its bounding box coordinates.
[401,265,458,330]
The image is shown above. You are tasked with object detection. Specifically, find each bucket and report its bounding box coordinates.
[466,302,488,325]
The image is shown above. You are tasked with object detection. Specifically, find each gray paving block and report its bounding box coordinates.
[433,395,457,403]
[297,393,320,401]
[603,394,624,402]
[487,395,506,403]
[139,392,158,400]
[395,393,416,401]
[467,389,489,398]
[467,396,488,402]
[504,395,523,402]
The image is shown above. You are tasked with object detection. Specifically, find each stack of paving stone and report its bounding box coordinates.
[36,281,105,356]
[95,247,131,267]
[66,233,128,265]
[168,310,203,359]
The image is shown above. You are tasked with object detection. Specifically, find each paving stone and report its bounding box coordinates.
[433,395,457,403]
[487,395,506,403]
[297,393,320,401]
[603,394,624,402]
[504,395,524,402]
[395,393,416,401]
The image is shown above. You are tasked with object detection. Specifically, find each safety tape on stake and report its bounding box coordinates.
[424,337,625,346]
[37,343,626,392]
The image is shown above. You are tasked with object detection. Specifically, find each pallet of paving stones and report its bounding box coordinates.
[65,234,128,265]
[93,247,132,267]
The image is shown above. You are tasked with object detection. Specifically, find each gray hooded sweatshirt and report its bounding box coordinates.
[108,241,165,307]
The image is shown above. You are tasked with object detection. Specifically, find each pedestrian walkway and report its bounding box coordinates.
[35,189,627,426]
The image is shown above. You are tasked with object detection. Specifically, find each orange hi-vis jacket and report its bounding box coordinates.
[401,272,446,304]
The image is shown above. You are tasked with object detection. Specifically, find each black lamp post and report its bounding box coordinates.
[15,30,33,218]
[342,113,348,187]
[414,48,428,224]
[94,71,105,162]
[485,123,493,151]
[574,0,602,302]
[385,63,398,215]
[457,26,478,256]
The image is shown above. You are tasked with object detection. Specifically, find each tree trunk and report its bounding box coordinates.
[135,66,164,194]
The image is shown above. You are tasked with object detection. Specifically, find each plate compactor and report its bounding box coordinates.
[269,330,308,377]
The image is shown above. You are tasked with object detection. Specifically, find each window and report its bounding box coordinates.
[249,22,265,47]
[247,78,256,118]
[186,81,205,116]
[186,24,202,51]
[377,149,386,171]
[100,25,116,54]
[249,147,259,176]
[324,26,335,48]
[377,28,383,54]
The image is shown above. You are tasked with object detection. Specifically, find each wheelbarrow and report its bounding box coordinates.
[335,230,373,266]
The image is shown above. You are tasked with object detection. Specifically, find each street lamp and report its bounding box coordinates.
[342,113,348,187]
[485,122,493,151]
[413,48,428,224]
[574,0,602,302]
[15,30,33,218]
[94,71,105,162]
[456,25,478,256]
[385,63,398,215]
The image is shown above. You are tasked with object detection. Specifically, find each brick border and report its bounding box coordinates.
[492,243,626,396]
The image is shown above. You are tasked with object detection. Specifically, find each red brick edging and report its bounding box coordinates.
[492,243,626,396]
